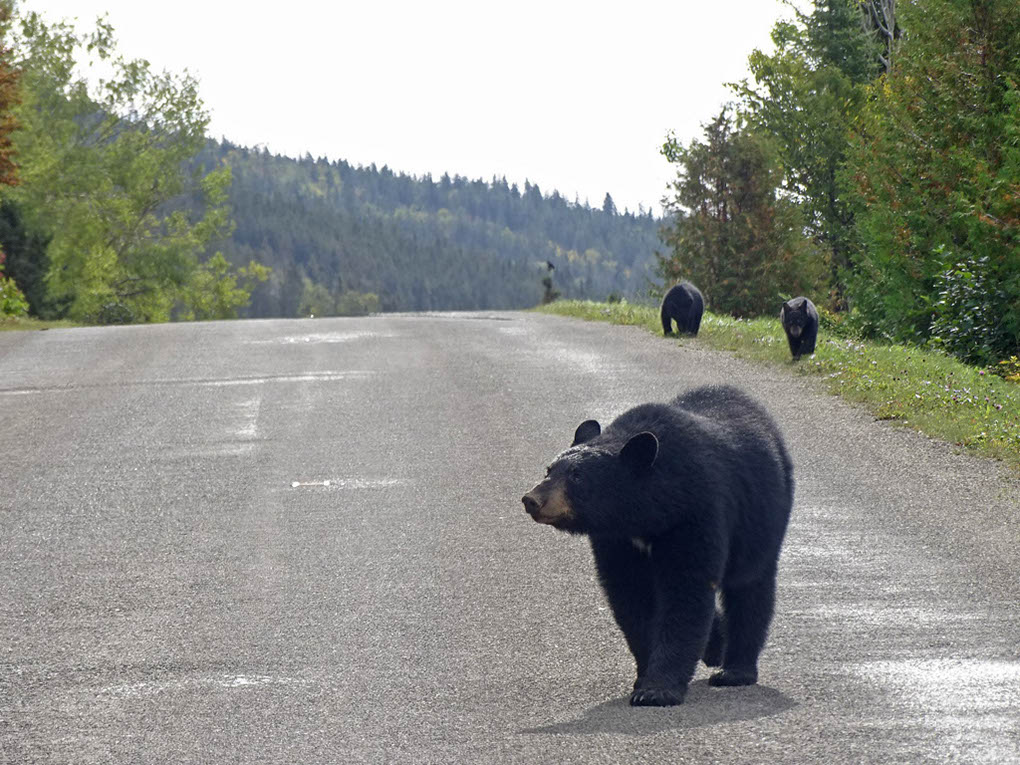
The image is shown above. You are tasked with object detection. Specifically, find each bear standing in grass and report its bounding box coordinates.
[660,281,704,336]
[522,385,793,707]
[780,296,818,360]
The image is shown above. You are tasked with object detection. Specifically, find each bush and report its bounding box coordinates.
[93,302,135,325]
[0,251,29,317]
[929,255,1011,365]
[336,290,379,316]
[0,273,28,317]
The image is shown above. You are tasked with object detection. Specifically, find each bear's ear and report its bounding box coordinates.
[620,431,658,471]
[572,419,601,446]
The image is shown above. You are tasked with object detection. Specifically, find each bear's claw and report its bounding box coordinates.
[629,687,686,707]
[708,669,758,687]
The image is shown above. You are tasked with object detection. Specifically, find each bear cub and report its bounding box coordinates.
[522,385,794,707]
[780,296,818,360]
[660,281,704,336]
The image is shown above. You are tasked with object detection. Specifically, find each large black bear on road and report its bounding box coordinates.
[522,385,794,707]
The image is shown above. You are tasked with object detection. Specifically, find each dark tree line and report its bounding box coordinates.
[193,141,661,317]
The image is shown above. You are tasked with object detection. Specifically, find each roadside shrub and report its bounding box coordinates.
[336,290,379,316]
[0,252,29,317]
[0,274,28,317]
[929,255,1011,365]
[993,357,1020,384]
[93,302,135,325]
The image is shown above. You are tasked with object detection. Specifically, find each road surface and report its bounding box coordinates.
[2,312,1018,764]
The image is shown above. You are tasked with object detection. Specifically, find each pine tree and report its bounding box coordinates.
[658,109,827,317]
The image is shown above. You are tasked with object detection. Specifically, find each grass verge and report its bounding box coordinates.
[0,316,79,332]
[537,300,1020,471]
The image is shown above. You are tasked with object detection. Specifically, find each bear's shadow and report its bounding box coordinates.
[520,680,797,736]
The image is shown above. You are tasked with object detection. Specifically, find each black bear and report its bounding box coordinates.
[780,296,818,360]
[522,385,793,707]
[660,281,704,336]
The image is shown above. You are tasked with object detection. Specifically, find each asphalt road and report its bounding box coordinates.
[2,312,1019,764]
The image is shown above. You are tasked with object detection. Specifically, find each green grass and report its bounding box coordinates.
[538,300,1020,470]
[0,316,79,332]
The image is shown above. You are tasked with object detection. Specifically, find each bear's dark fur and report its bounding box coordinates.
[780,296,818,359]
[660,281,704,336]
[522,385,793,707]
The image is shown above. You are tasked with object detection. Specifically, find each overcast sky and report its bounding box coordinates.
[22,0,791,214]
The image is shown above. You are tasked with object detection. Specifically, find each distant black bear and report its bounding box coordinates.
[660,281,704,336]
[780,296,818,360]
[522,385,793,707]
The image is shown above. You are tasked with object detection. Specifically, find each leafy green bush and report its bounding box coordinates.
[0,273,28,317]
[336,291,379,316]
[993,357,1020,384]
[0,251,29,317]
[815,305,857,339]
[929,255,1011,365]
[92,302,135,325]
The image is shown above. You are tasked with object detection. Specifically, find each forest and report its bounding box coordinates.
[0,3,659,324]
[655,0,1020,365]
[1,0,1019,367]
[189,141,661,317]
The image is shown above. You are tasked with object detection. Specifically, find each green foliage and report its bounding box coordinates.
[298,278,335,317]
[657,109,829,318]
[0,315,76,331]
[0,251,27,316]
[845,0,1020,360]
[993,356,1020,383]
[4,10,253,323]
[178,253,270,321]
[815,303,855,338]
[732,0,881,296]
[929,254,1011,364]
[191,141,660,317]
[0,199,51,315]
[336,290,379,316]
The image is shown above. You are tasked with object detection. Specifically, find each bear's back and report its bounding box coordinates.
[670,385,794,501]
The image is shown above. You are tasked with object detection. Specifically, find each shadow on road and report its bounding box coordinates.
[520,680,797,736]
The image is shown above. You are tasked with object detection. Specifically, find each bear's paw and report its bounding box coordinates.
[629,687,686,707]
[708,669,758,687]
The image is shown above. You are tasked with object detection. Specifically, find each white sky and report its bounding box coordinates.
[20,0,791,214]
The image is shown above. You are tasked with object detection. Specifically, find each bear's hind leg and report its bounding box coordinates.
[661,311,675,336]
[702,610,724,667]
[709,568,777,687]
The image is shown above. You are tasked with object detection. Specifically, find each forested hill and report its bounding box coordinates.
[193,140,661,317]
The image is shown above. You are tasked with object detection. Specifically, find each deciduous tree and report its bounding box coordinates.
[845,0,1020,361]
[7,11,254,322]
[657,109,827,318]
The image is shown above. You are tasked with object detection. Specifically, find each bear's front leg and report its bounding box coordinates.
[630,532,721,707]
[589,536,655,682]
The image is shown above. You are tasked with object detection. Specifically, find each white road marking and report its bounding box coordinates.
[235,396,261,440]
[245,331,393,345]
[289,478,406,489]
[0,371,374,396]
[100,675,300,697]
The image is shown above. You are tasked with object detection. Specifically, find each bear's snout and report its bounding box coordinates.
[522,493,541,518]
[522,484,575,527]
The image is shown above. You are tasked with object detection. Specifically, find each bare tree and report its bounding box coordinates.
[860,0,898,73]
